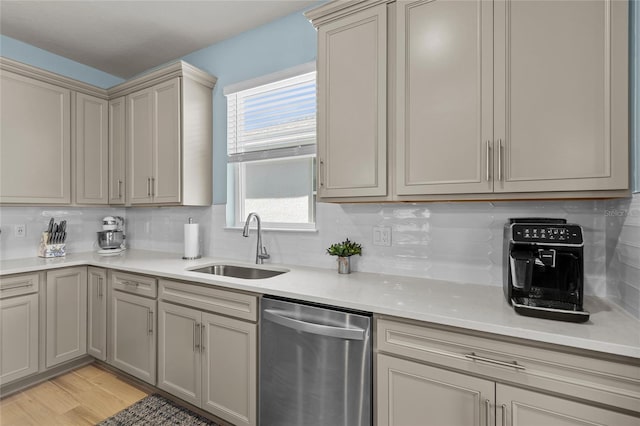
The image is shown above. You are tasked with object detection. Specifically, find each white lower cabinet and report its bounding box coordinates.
[110,289,156,385]
[45,267,87,368]
[87,267,107,361]
[376,318,640,426]
[497,384,639,426]
[377,354,494,426]
[0,272,40,384]
[158,279,258,426]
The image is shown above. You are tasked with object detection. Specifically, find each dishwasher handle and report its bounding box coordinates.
[263,309,365,341]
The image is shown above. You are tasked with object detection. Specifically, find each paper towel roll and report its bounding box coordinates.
[183,223,200,259]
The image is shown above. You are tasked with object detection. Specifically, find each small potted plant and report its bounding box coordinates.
[326,238,362,274]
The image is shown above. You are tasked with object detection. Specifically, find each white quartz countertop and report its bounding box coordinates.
[2,249,639,359]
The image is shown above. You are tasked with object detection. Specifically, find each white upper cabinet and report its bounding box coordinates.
[0,70,71,204]
[493,0,628,193]
[127,86,155,204]
[151,78,181,204]
[316,3,388,199]
[308,0,629,201]
[109,96,126,204]
[0,58,214,207]
[121,64,215,206]
[127,78,181,205]
[75,92,109,204]
[396,0,493,195]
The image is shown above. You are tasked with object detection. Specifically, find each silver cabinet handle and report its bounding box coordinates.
[118,180,123,199]
[319,160,325,187]
[501,404,507,426]
[148,311,153,334]
[195,323,201,350]
[263,309,365,340]
[122,280,139,287]
[147,177,151,197]
[485,399,491,426]
[200,324,205,352]
[465,352,525,370]
[497,139,503,181]
[98,277,103,298]
[151,177,155,197]
[193,322,198,352]
[485,140,492,181]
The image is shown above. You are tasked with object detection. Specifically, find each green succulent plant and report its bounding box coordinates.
[326,238,362,257]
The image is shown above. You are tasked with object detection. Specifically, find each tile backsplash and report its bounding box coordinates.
[605,193,640,318]
[125,199,608,296]
[0,207,125,259]
[2,198,637,318]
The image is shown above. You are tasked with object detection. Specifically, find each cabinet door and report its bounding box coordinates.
[127,88,154,204]
[0,293,39,383]
[109,96,126,204]
[158,301,201,407]
[202,313,257,426]
[0,71,71,204]
[153,78,182,204]
[377,354,494,426]
[75,92,108,204]
[494,0,628,193]
[395,0,493,195]
[317,4,387,198]
[497,384,639,426]
[87,267,107,361]
[45,267,87,368]
[110,290,156,385]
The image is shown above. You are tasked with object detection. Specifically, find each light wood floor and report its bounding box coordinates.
[0,364,148,426]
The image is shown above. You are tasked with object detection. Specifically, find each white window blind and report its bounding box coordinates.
[226,71,316,163]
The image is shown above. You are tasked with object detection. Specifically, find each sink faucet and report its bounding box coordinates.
[243,212,270,264]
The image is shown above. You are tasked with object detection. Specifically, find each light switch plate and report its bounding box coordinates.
[373,226,391,246]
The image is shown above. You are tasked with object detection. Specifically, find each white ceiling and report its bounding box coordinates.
[0,1,318,78]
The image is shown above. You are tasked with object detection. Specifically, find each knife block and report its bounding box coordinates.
[37,233,66,258]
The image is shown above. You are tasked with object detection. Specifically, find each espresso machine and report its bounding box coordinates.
[503,218,589,323]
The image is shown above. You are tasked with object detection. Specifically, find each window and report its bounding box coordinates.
[225,64,316,230]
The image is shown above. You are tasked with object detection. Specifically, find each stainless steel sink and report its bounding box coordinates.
[189,264,288,280]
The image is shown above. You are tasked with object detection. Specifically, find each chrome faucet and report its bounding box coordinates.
[242,212,270,264]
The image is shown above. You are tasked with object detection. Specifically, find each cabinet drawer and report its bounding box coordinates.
[376,317,640,414]
[159,279,257,322]
[111,271,157,298]
[0,272,40,299]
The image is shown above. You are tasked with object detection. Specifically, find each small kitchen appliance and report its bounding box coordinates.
[504,218,589,323]
[97,216,126,255]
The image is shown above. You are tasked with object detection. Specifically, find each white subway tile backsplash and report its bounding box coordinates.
[4,196,636,317]
[606,193,640,318]
[0,207,125,260]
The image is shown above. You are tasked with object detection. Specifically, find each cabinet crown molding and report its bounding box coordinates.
[0,56,217,101]
[108,60,217,98]
[0,57,109,99]
[305,0,393,27]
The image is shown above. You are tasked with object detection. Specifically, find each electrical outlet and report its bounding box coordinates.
[373,226,391,246]
[15,224,26,238]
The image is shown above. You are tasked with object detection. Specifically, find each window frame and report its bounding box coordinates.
[225,63,318,231]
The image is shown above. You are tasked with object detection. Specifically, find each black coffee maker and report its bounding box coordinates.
[503,218,589,323]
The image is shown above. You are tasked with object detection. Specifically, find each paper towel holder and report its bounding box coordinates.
[182,217,202,260]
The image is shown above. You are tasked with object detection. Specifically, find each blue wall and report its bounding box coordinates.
[0,35,124,88]
[181,10,317,204]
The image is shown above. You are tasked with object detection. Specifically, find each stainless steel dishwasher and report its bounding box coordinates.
[260,297,372,426]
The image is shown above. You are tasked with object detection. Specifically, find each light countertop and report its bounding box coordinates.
[1,249,639,359]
